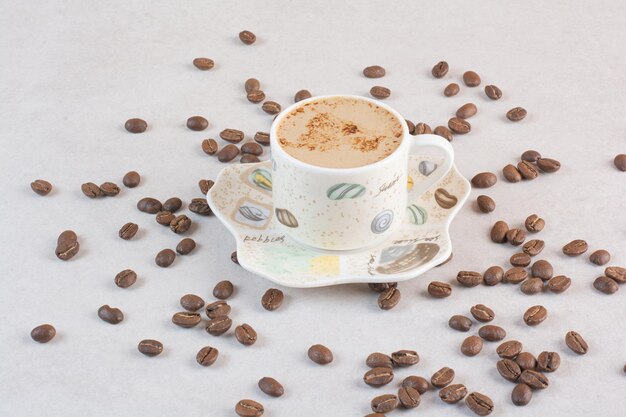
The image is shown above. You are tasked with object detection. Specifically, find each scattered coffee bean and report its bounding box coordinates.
[55,230,79,260]
[155,211,175,226]
[98,305,124,324]
[261,288,284,311]
[180,294,204,311]
[308,344,333,365]
[235,323,257,346]
[240,142,263,157]
[378,287,401,309]
[523,305,547,326]
[431,367,455,388]
[547,275,571,293]
[510,252,531,267]
[188,198,212,215]
[245,78,260,93]
[439,384,468,404]
[565,330,589,354]
[594,276,619,294]
[515,352,537,371]
[614,154,626,171]
[240,154,260,163]
[202,139,218,155]
[81,182,104,198]
[398,386,421,408]
[503,164,522,183]
[537,158,561,173]
[506,228,526,246]
[30,179,52,196]
[589,249,611,266]
[521,150,541,162]
[517,161,539,179]
[192,57,214,70]
[476,195,495,213]
[176,238,196,255]
[504,267,528,284]
[370,86,391,99]
[507,107,527,121]
[99,182,120,196]
[470,304,495,322]
[253,132,270,146]
[428,281,452,298]
[213,280,234,299]
[124,118,147,133]
[118,222,138,239]
[122,171,140,188]
[196,346,218,366]
[256,377,284,399]
[402,376,430,394]
[521,278,544,295]
[261,101,281,115]
[113,269,137,288]
[444,83,460,97]
[449,315,472,332]
[235,399,263,417]
[484,84,502,100]
[448,117,471,134]
[155,249,176,267]
[456,103,478,119]
[206,316,232,336]
[205,301,231,319]
[405,119,415,135]
[457,271,483,287]
[497,340,523,359]
[391,350,419,367]
[415,122,432,135]
[137,197,162,214]
[484,266,504,286]
[563,239,588,256]
[433,125,453,141]
[371,394,398,413]
[523,239,545,256]
[187,116,208,131]
[30,324,56,343]
[519,370,549,389]
[216,144,240,163]
[238,30,256,45]
[606,266,626,283]
[466,392,493,416]
[471,172,497,188]
[199,179,214,194]
[231,251,239,264]
[159,197,181,213]
[463,71,481,87]
[431,61,449,78]
[511,383,532,406]
[363,65,386,78]
[170,214,191,234]
[531,260,553,280]
[478,325,506,341]
[497,359,521,382]
[247,90,266,103]
[367,352,393,368]
[490,220,509,243]
[172,312,201,328]
[525,214,545,233]
[537,351,561,372]
[364,367,394,387]
[220,128,245,143]
[461,336,484,356]
[138,339,163,356]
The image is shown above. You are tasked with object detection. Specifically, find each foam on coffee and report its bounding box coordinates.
[276,96,403,168]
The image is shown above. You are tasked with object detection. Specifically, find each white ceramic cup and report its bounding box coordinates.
[270,94,454,251]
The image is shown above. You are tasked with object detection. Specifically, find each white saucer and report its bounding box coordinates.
[207,155,470,288]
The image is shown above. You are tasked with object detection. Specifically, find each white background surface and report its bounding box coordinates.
[1,1,625,416]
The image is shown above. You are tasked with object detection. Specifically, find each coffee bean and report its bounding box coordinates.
[457,271,483,287]
[258,377,284,397]
[398,386,421,408]
[241,142,263,156]
[187,116,208,131]
[606,266,626,283]
[504,267,528,284]
[199,179,215,195]
[471,172,497,188]
[261,101,281,115]
[180,294,204,312]
[235,323,257,345]
[511,383,532,406]
[428,281,452,298]
[118,222,138,240]
[219,128,244,143]
[247,90,266,103]
[465,392,494,416]
[231,251,239,264]
[238,30,256,45]
[189,198,212,215]
[138,339,163,356]
[55,230,79,260]
[56,229,76,245]
[463,71,481,87]
[205,301,231,319]
[391,350,419,367]
[461,336,484,356]
[484,266,504,286]
[490,221,509,243]
[170,215,191,234]
[470,304,495,322]
[367,352,393,368]
[99,182,120,196]
[449,315,472,332]
[216,143,240,162]
[444,83,460,97]
[523,305,547,326]
[519,370,549,389]
[30,324,56,343]
[371,394,398,413]
[98,305,124,324]
[252,132,270,146]
[402,376,430,394]
[172,312,201,328]
[448,117,471,134]
[537,351,561,372]
[244,78,260,93]
[479,325,506,341]
[517,161,539,179]
[484,85,502,100]
[507,107,527,121]
[433,125,453,141]
[235,399,263,417]
[212,280,233,300]
[456,103,478,119]
[523,239,545,256]
[122,171,140,188]
[206,316,232,336]
[615,154,626,171]
[155,249,176,267]
[30,179,52,196]
[370,86,391,99]
[161,197,180,212]
[431,367,455,388]
[537,158,561,173]
[406,119,416,135]
[240,154,260,164]
[364,367,394,387]
[137,197,162,214]
[497,359,521,382]
[201,139,218,155]
[192,57,214,70]
[563,239,588,256]
[547,275,571,293]
[125,118,147,133]
[432,61,449,78]
[515,352,537,371]
[520,278,544,295]
[196,346,218,366]
[176,238,196,255]
[565,330,588,354]
[308,344,333,365]
[589,249,611,266]
[155,211,175,226]
[500,165,521,183]
[81,182,104,198]
[363,65,386,78]
[114,269,137,288]
[531,260,553,280]
[520,150,541,163]
[415,122,432,135]
[476,195,495,213]
[594,276,619,294]
[497,340,523,359]
[524,214,545,233]
[510,252,531,267]
[261,288,284,311]
[378,287,401,309]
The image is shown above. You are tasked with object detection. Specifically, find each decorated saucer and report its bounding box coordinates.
[207,155,470,288]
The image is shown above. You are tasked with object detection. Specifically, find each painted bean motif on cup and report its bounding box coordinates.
[326,183,366,200]
[434,188,458,209]
[275,208,299,228]
[371,209,394,234]
[407,204,428,225]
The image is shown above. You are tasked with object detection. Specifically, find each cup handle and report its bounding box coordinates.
[408,134,455,197]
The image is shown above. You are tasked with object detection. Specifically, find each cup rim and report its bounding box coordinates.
[270,94,410,173]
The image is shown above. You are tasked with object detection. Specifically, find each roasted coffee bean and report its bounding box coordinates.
[155,211,175,226]
[247,90,266,103]
[449,315,472,332]
[594,276,619,294]
[479,325,506,341]
[205,301,231,319]
[490,221,509,243]
[524,214,545,233]
[235,323,257,345]
[231,251,239,264]
[119,222,138,240]
[466,392,493,416]
[484,85,502,100]
[432,61,449,78]
[55,230,79,260]
[515,352,537,371]
[510,252,531,267]
[371,394,398,413]
[238,30,256,45]
[520,278,543,295]
[261,101,281,114]
[162,197,182,212]
[122,171,140,188]
[258,377,284,397]
[547,275,571,293]
[196,346,219,366]
[378,287,401,309]
[463,71,481,87]
[172,312,201,328]
[98,305,124,324]
[30,324,56,343]
[497,340,523,359]
[199,179,215,194]
[457,271,483,287]
[176,238,196,255]
[398,386,421,408]
[439,384,467,404]
[81,182,104,198]
[114,269,137,288]
[537,158,561,173]
[192,57,214,70]
[189,198,212,215]
[368,282,398,292]
[415,122,432,135]
[217,144,240,162]
[428,281,452,298]
[405,119,415,134]
[507,107,527,121]
[241,142,263,156]
[476,195,495,213]
[448,117,471,134]
[138,339,163,356]
[502,164,522,183]
[187,116,208,131]
[367,352,393,368]
[391,350,419,367]
[220,128,245,143]
[606,266,626,283]
[245,78,260,93]
[206,316,232,336]
[261,288,284,311]
[471,172,497,188]
[517,161,539,179]
[170,215,191,234]
[444,83,460,97]
[511,383,532,406]
[461,336,484,356]
[30,179,52,196]
[363,65,386,78]
[364,367,395,387]
[213,280,234,299]
[253,131,270,146]
[370,86,391,99]
[431,367,455,388]
[589,249,611,266]
[519,370,549,389]
[471,304,495,322]
[235,399,263,417]
[402,376,430,394]
[531,260,553,280]
[99,182,120,196]
[155,249,176,267]
[523,239,545,256]
[240,154,260,163]
[521,150,542,162]
[137,197,162,214]
[497,359,521,382]
[308,344,333,365]
[484,266,504,286]
[433,125,453,141]
[180,294,204,311]
[504,267,528,284]
[537,351,560,372]
[615,154,626,171]
[58,229,77,245]
[125,118,147,133]
[456,103,478,119]
[563,239,588,256]
[565,331,588,354]
[523,305,547,326]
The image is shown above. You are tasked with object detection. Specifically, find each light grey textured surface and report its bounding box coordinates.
[0,1,625,416]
